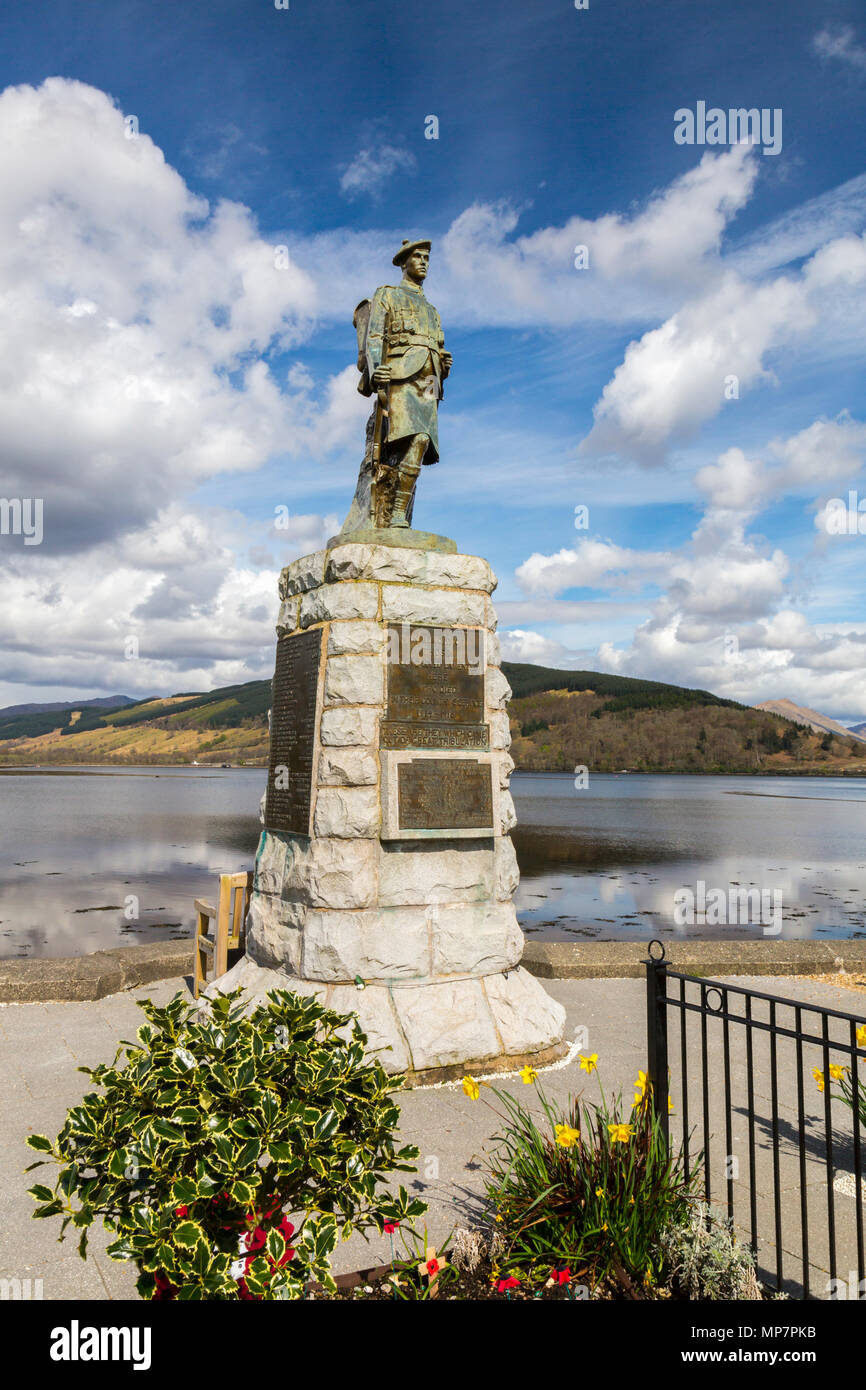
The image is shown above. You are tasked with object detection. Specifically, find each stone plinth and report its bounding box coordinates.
[212,541,566,1081]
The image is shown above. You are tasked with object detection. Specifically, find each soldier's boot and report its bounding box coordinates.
[390,436,428,527]
[375,464,400,528]
[390,463,420,528]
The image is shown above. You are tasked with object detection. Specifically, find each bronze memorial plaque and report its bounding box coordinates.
[264,628,323,835]
[381,624,489,750]
[398,758,493,831]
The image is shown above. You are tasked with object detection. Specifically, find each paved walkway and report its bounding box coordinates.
[1,973,863,1299]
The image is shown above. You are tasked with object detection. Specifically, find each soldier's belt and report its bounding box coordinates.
[389,336,439,349]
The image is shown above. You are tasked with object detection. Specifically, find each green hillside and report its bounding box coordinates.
[0,664,742,746]
[0,666,863,776]
[503,663,744,710]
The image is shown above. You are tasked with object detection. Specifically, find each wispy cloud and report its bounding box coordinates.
[339,143,416,199]
[812,25,866,71]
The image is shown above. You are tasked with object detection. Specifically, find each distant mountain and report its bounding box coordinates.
[850,722,866,737]
[754,699,866,743]
[0,695,138,717]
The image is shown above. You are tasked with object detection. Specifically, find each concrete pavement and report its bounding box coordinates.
[1,972,864,1299]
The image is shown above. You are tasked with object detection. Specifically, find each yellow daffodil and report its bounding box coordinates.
[828,1063,847,1082]
[601,1222,608,1232]
[634,1071,647,1094]
[668,1097,675,1113]
[608,1122,633,1145]
[555,1123,580,1148]
[857,1023,866,1049]
[595,1186,604,1198]
[579,1053,598,1074]
[462,1075,480,1100]
[812,1067,825,1093]
[629,1196,635,1206]
[519,1064,538,1085]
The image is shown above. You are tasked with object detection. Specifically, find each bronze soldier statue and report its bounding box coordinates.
[336,238,452,542]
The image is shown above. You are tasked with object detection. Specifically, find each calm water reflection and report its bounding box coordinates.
[0,768,261,958]
[1,767,864,958]
[512,772,866,943]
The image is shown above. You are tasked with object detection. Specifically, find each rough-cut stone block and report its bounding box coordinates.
[327,620,384,656]
[301,911,363,981]
[300,582,378,627]
[301,906,430,982]
[313,786,380,839]
[319,707,378,746]
[394,978,499,1070]
[494,836,520,900]
[424,552,496,593]
[280,551,326,597]
[430,901,523,976]
[327,983,410,1073]
[326,544,496,593]
[204,953,294,1004]
[378,844,493,907]
[327,543,427,587]
[486,667,512,709]
[499,790,517,834]
[283,837,377,910]
[276,596,299,634]
[489,712,512,750]
[318,747,378,786]
[361,907,430,978]
[254,832,287,895]
[483,968,566,1053]
[246,894,302,973]
[323,654,384,706]
[484,596,498,631]
[380,585,486,627]
[497,752,515,788]
[486,633,502,667]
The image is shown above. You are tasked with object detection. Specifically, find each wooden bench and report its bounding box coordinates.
[193,870,254,998]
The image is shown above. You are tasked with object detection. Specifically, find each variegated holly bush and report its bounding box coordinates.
[26,988,425,1300]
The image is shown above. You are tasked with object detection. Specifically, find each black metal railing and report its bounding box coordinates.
[645,939,866,1298]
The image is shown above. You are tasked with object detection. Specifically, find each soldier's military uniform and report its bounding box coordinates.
[345,238,448,529]
[337,238,451,536]
[363,277,446,463]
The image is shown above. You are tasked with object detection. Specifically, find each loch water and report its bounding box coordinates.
[1,767,864,958]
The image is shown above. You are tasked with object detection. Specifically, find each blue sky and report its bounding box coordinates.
[0,0,865,720]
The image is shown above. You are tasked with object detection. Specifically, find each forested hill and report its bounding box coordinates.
[0,667,863,775]
[502,663,743,710]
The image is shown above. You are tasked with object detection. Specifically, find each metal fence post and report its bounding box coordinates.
[645,940,669,1147]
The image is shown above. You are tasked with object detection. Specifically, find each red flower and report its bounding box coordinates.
[426,1258,440,1276]
[497,1275,520,1292]
[244,1225,267,1252]
[551,1266,571,1285]
[174,1205,188,1218]
[383,1220,399,1235]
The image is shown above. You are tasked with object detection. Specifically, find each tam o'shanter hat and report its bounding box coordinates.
[393,237,431,266]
